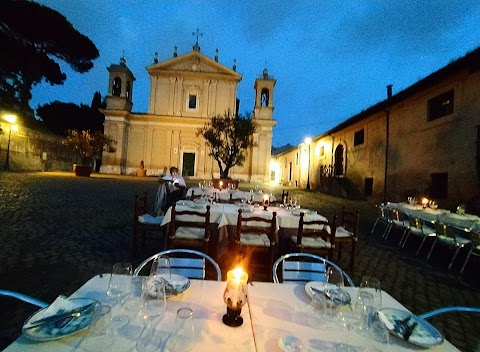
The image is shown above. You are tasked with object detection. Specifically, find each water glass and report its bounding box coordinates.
[358,276,382,308]
[150,256,171,280]
[166,307,195,351]
[107,262,132,328]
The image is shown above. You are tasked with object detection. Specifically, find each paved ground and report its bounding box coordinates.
[0,171,479,351]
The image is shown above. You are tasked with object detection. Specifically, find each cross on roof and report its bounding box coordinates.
[192,28,203,45]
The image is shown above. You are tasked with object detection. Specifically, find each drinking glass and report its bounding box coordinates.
[357,276,382,308]
[166,307,195,351]
[137,279,167,351]
[150,256,171,280]
[107,262,132,328]
[353,277,382,334]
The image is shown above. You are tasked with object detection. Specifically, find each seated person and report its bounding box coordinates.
[160,166,186,211]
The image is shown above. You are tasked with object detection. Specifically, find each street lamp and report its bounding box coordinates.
[4,114,18,171]
[304,137,312,190]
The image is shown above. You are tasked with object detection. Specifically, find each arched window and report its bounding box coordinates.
[126,81,131,100]
[261,88,269,107]
[112,77,122,96]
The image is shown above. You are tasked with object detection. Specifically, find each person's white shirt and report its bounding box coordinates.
[161,173,185,192]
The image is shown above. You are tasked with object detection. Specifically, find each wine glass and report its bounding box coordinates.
[107,262,132,328]
[150,256,171,280]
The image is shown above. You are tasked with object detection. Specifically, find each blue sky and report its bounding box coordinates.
[32,0,480,147]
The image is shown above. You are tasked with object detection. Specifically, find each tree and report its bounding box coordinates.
[197,111,257,179]
[0,0,99,122]
[37,99,105,136]
[63,130,115,167]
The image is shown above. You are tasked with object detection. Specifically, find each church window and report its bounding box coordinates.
[112,77,122,96]
[427,90,454,121]
[126,81,131,100]
[188,94,197,109]
[261,88,269,107]
[320,146,325,156]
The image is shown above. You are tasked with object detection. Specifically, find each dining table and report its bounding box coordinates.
[386,202,480,233]
[5,275,460,351]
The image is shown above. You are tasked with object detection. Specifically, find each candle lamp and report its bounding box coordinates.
[223,268,248,327]
[263,194,269,211]
[219,180,223,190]
[422,197,429,209]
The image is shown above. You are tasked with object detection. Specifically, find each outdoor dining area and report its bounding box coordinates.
[3,181,479,352]
[371,197,480,274]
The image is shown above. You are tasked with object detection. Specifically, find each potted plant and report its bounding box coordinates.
[63,129,116,177]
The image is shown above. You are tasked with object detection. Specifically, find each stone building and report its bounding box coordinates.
[100,42,276,182]
[273,47,480,208]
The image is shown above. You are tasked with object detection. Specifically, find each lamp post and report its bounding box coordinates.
[304,137,312,190]
[4,114,18,171]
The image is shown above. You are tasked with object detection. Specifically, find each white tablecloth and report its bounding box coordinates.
[248,282,460,352]
[387,202,480,232]
[5,275,255,352]
[186,187,276,203]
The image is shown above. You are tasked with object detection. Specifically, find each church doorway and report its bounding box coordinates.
[182,152,195,177]
[334,145,344,176]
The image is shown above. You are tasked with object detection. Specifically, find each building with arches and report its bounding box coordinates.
[100,42,276,182]
[273,47,480,208]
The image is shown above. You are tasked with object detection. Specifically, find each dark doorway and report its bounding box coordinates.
[365,178,373,196]
[334,145,344,176]
[182,153,195,177]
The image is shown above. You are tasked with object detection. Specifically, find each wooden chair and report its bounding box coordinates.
[335,206,359,271]
[291,213,337,261]
[133,248,222,281]
[188,189,203,201]
[167,204,212,256]
[272,252,354,286]
[235,209,277,281]
[133,192,166,258]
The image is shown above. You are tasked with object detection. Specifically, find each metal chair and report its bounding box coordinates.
[133,248,222,281]
[335,206,359,271]
[133,192,166,258]
[167,204,212,256]
[235,209,278,281]
[427,222,472,270]
[401,216,436,256]
[383,208,409,241]
[370,203,389,236]
[460,232,480,274]
[291,213,337,261]
[0,290,48,308]
[272,252,354,286]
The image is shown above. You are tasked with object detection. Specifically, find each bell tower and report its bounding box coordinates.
[253,68,276,120]
[106,56,136,112]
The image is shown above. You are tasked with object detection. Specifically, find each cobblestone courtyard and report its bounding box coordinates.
[0,171,479,351]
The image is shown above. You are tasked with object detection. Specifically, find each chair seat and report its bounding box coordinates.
[138,214,164,225]
[175,226,206,240]
[335,226,354,238]
[291,235,332,248]
[240,233,271,246]
[392,219,409,227]
[438,235,471,246]
[409,225,435,236]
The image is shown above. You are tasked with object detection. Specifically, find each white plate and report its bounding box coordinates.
[304,281,351,306]
[22,298,97,341]
[146,274,191,297]
[278,336,306,352]
[378,308,444,347]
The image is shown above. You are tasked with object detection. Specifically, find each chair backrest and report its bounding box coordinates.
[272,253,354,286]
[376,204,387,219]
[169,204,211,241]
[235,209,277,246]
[339,206,359,238]
[297,213,337,249]
[435,221,457,240]
[133,249,222,281]
[188,189,203,201]
[0,289,48,308]
[388,208,401,222]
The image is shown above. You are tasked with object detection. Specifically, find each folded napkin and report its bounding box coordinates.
[28,295,86,324]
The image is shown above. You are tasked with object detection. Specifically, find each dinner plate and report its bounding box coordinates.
[378,308,444,347]
[22,298,98,341]
[146,274,191,297]
[278,336,306,352]
[304,281,351,306]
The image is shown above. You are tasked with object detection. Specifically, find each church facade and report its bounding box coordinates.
[100,43,276,182]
